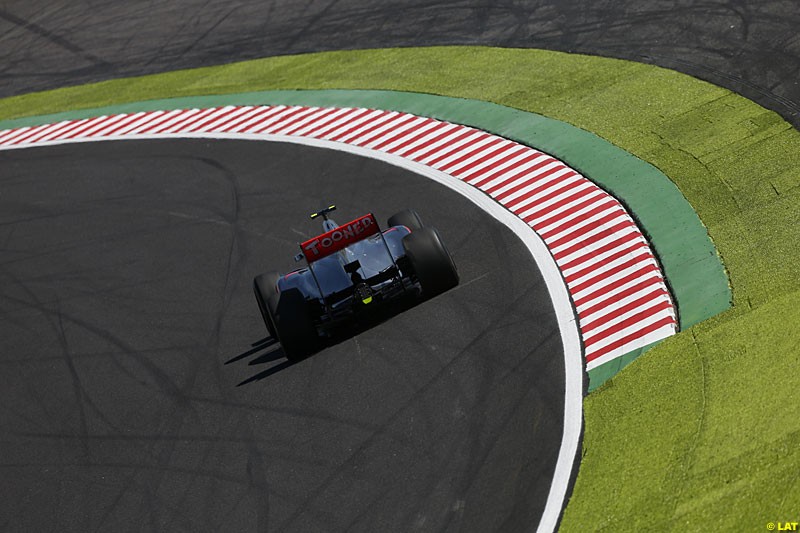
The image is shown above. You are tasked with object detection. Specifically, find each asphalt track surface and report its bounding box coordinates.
[0,139,565,532]
[1,1,798,128]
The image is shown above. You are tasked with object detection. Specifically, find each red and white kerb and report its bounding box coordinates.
[0,104,678,371]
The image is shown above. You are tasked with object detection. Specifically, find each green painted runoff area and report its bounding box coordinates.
[2,47,798,530]
[0,89,731,390]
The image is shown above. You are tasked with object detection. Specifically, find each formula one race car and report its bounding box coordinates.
[253,205,459,361]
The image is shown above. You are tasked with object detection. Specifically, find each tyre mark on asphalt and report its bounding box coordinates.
[53,302,91,456]
[184,392,422,447]
[440,331,558,532]
[410,289,559,531]
[282,0,342,51]
[0,287,190,409]
[0,8,112,69]
[189,156,249,396]
[244,415,272,533]
[174,5,241,60]
[0,267,125,435]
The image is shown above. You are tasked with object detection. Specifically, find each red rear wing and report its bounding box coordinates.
[300,213,380,263]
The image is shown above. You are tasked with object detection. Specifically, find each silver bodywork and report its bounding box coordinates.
[277,224,414,329]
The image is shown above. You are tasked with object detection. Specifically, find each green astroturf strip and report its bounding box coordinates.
[2,46,798,530]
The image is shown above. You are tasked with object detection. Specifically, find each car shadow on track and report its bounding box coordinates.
[226,336,297,386]
[229,294,425,386]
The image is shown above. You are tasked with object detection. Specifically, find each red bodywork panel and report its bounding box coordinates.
[300,213,380,263]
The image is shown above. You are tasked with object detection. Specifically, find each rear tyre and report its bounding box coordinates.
[253,272,280,339]
[388,209,424,231]
[402,227,459,297]
[273,288,319,362]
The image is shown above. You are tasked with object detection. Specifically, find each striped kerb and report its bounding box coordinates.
[0,105,678,370]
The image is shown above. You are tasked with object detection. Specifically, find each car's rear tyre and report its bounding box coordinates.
[402,227,459,297]
[273,288,319,362]
[253,272,280,339]
[388,209,424,231]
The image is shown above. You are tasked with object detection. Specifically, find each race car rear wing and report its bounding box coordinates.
[300,213,380,263]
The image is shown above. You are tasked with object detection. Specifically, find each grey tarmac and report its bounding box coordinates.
[0,139,565,531]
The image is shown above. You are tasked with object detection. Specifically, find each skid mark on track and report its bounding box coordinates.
[0,8,112,69]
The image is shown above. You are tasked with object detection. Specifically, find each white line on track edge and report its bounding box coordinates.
[1,131,584,533]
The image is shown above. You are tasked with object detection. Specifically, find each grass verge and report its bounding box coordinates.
[3,46,799,529]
